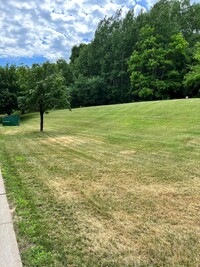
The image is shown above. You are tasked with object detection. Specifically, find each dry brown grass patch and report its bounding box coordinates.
[40,135,87,146]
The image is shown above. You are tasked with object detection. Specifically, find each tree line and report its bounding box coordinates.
[69,0,200,105]
[0,0,200,123]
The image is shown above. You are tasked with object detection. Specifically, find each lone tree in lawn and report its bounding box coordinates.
[18,62,70,131]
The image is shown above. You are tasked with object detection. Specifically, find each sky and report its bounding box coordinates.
[0,0,199,66]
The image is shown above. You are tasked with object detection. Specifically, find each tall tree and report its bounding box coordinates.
[184,42,200,97]
[56,58,73,85]
[18,62,70,131]
[128,26,190,101]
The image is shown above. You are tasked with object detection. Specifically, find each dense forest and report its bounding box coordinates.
[0,0,200,115]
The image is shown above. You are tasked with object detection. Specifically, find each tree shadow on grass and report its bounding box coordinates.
[20,113,38,122]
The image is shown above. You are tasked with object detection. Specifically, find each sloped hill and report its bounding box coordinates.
[1,99,200,266]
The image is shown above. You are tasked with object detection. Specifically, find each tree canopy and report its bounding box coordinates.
[184,42,200,96]
[128,28,190,100]
[18,62,70,131]
[68,0,200,105]
[0,65,19,115]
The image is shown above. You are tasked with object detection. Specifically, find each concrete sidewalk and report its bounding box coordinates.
[0,170,22,267]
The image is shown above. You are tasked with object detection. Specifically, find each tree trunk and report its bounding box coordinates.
[40,110,44,131]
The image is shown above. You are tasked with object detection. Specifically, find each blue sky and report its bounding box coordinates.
[0,0,199,66]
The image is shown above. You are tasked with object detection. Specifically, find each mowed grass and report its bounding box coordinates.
[0,99,200,266]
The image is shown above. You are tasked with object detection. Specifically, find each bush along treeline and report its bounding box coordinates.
[0,0,200,118]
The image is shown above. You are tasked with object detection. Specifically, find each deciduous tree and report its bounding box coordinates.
[18,62,70,131]
[184,42,200,96]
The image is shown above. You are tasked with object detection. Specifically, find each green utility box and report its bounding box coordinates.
[2,114,20,126]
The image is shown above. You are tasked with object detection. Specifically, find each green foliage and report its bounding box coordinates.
[56,58,73,85]
[69,11,135,106]
[18,63,69,113]
[69,75,107,107]
[18,61,70,131]
[139,88,154,100]
[184,42,200,96]
[0,64,19,115]
[128,26,190,101]
[67,0,200,106]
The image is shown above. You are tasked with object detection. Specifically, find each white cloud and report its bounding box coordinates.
[134,4,145,16]
[0,0,146,62]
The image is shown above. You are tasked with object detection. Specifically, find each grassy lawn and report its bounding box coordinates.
[0,99,200,266]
